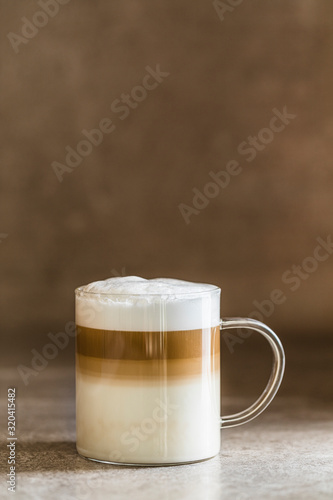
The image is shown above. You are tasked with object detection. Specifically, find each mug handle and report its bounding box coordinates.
[220,318,285,428]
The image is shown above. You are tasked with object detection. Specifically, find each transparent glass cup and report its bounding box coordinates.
[75,285,285,466]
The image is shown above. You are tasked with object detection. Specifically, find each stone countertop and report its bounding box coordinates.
[1,337,333,500]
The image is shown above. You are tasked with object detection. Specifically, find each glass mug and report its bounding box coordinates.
[75,277,285,466]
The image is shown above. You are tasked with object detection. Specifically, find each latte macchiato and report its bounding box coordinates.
[76,276,285,465]
[76,277,221,465]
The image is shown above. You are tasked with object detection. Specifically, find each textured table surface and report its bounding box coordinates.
[1,336,333,500]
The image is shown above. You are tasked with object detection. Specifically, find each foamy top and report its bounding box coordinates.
[75,276,220,331]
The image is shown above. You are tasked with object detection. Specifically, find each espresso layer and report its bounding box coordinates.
[76,326,220,360]
[77,353,220,380]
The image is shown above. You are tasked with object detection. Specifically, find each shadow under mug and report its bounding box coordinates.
[75,286,285,466]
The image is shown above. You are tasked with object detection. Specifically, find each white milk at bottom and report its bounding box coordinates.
[76,371,221,464]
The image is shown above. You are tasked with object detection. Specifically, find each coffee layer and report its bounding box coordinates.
[76,326,220,360]
[76,326,220,380]
[77,353,220,380]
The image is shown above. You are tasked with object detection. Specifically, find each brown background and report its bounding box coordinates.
[1,0,333,354]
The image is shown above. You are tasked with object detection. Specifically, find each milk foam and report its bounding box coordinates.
[76,276,220,331]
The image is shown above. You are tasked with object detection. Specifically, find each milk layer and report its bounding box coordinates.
[76,371,221,464]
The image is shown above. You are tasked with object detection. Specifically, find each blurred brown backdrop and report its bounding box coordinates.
[1,0,333,349]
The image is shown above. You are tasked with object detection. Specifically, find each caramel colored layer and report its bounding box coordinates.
[76,325,220,360]
[76,353,220,380]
